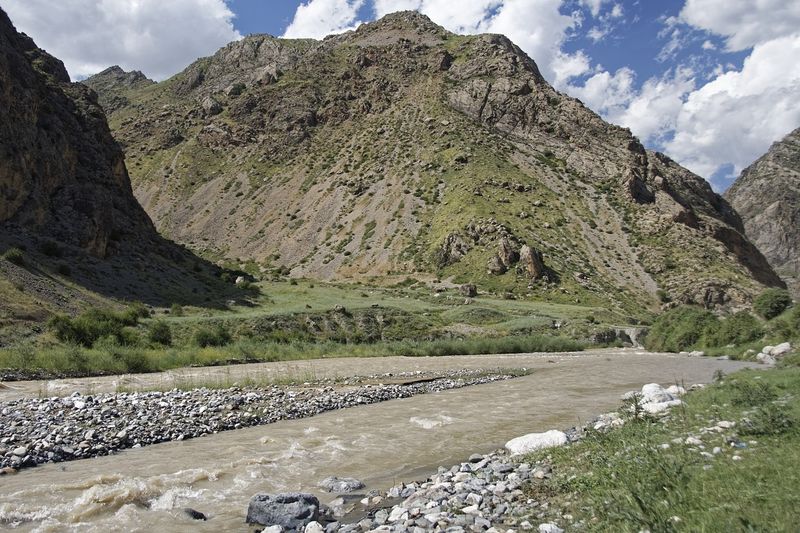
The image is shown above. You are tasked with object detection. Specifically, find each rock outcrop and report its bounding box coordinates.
[84,10,782,312]
[725,127,800,297]
[0,7,233,333]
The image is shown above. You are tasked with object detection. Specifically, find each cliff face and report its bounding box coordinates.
[725,127,800,297]
[0,8,237,336]
[0,9,157,258]
[85,11,782,313]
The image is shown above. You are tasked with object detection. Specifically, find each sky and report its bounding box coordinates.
[2,0,799,192]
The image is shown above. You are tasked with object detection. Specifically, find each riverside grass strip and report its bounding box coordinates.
[521,363,800,532]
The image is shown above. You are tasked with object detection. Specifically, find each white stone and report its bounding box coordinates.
[388,507,408,522]
[505,430,568,455]
[304,522,324,533]
[642,399,682,414]
[688,350,705,357]
[713,447,722,455]
[262,527,283,533]
[716,420,735,429]
[756,353,775,365]
[538,524,564,533]
[732,455,743,461]
[770,342,792,357]
[762,345,774,355]
[462,504,480,514]
[685,436,703,446]
[666,385,686,397]
[641,383,675,404]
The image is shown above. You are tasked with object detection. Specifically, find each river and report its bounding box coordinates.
[0,350,750,531]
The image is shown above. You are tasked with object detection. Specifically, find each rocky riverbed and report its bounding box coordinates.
[0,369,525,472]
[244,382,695,533]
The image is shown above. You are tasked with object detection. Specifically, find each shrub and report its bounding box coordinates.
[39,240,62,257]
[705,311,763,347]
[753,288,793,320]
[2,247,24,266]
[48,306,143,347]
[644,306,719,352]
[194,324,231,347]
[148,321,172,346]
[170,303,185,317]
[57,263,71,276]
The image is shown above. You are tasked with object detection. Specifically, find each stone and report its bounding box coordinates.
[246,493,320,529]
[304,521,325,533]
[518,245,545,279]
[756,352,776,365]
[389,507,408,522]
[460,284,478,298]
[640,383,674,404]
[11,447,27,457]
[505,430,567,455]
[538,524,564,533]
[770,342,792,357]
[201,96,222,115]
[184,508,207,521]
[318,476,365,493]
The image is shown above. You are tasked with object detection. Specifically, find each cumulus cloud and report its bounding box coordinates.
[680,0,800,50]
[283,0,365,39]
[2,0,241,81]
[373,0,588,87]
[665,33,800,185]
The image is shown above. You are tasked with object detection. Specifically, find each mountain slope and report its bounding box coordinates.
[725,127,800,297]
[86,11,782,314]
[0,8,237,341]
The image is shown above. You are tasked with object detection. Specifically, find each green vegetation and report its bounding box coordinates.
[47,307,147,348]
[645,303,797,356]
[753,288,793,319]
[523,365,800,531]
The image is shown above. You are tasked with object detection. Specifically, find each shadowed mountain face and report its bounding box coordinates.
[725,127,800,298]
[0,7,239,336]
[86,11,782,314]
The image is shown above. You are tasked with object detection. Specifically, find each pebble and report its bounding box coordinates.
[0,370,521,471]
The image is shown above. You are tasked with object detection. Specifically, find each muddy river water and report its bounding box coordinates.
[0,350,751,531]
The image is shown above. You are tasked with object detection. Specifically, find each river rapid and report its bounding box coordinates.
[0,350,750,531]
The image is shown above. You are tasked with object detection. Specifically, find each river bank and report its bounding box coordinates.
[0,352,750,532]
[0,369,524,472]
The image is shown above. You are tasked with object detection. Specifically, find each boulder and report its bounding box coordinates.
[505,430,567,455]
[318,476,365,493]
[487,254,507,274]
[518,244,545,279]
[201,96,222,116]
[640,383,674,404]
[756,352,776,365]
[539,523,564,533]
[460,283,478,297]
[770,342,792,357]
[246,493,320,529]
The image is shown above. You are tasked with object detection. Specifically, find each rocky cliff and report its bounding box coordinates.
[0,7,235,336]
[725,127,800,298]
[86,11,782,313]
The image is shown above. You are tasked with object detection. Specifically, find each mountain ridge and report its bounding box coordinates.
[725,127,800,298]
[84,11,782,314]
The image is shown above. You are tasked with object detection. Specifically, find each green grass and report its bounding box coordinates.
[522,365,800,532]
[0,334,584,377]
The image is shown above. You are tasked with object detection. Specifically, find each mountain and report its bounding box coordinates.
[0,8,236,341]
[725,127,800,298]
[85,11,782,314]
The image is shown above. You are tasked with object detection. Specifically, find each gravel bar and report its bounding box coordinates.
[0,369,524,472]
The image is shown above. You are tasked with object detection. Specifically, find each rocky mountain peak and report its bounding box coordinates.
[725,127,800,297]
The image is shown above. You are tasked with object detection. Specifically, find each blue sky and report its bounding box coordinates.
[3,0,799,190]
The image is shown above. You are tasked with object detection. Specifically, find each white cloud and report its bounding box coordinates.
[283,0,365,39]
[578,0,609,17]
[665,33,800,184]
[373,0,589,87]
[680,0,800,50]
[2,0,241,81]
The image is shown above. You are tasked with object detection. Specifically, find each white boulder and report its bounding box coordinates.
[666,385,686,397]
[770,342,792,357]
[756,352,775,365]
[539,523,564,533]
[641,383,675,404]
[505,430,567,455]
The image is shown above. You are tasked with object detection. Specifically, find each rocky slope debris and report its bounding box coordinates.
[725,127,800,298]
[86,11,781,312]
[0,369,521,472]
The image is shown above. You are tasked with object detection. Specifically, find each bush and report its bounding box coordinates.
[644,306,719,352]
[170,303,185,317]
[48,306,143,348]
[57,263,71,276]
[705,311,763,347]
[194,324,231,347]
[148,321,172,346]
[753,288,793,320]
[2,247,24,266]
